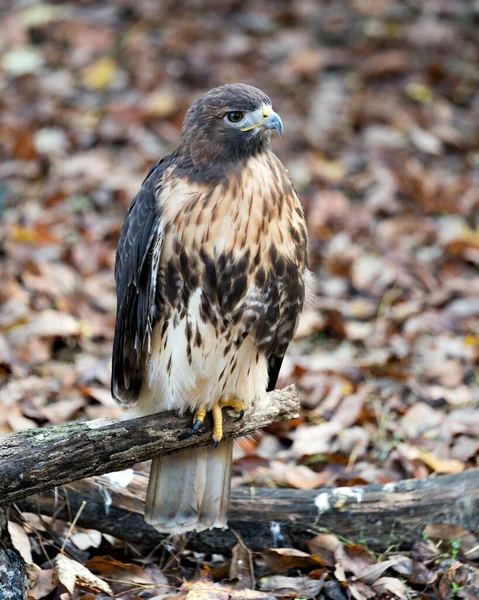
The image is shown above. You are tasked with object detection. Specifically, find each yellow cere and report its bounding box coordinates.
[240,105,272,132]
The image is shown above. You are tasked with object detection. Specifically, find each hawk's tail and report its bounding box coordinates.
[145,440,233,534]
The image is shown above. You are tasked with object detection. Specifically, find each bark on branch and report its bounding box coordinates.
[4,383,479,553]
[18,467,479,553]
[0,386,299,506]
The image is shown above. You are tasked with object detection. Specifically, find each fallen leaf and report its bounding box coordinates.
[229,542,253,589]
[143,89,178,117]
[400,402,443,438]
[55,554,113,596]
[27,568,56,599]
[416,450,465,474]
[322,579,348,600]
[348,581,376,600]
[260,574,323,597]
[40,397,86,424]
[423,523,479,559]
[372,576,408,600]
[451,435,479,462]
[5,404,38,432]
[82,58,117,90]
[337,543,376,577]
[438,562,463,600]
[307,533,342,567]
[258,461,332,490]
[411,538,440,564]
[2,46,44,75]
[8,521,32,565]
[262,547,324,573]
[183,580,272,599]
[85,555,168,594]
[70,529,102,551]
[391,556,437,585]
[356,556,409,585]
[292,421,342,457]
[8,310,80,339]
[294,310,325,339]
[409,126,442,155]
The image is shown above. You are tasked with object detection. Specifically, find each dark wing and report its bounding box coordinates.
[266,355,284,392]
[263,168,309,393]
[264,271,305,392]
[111,157,170,404]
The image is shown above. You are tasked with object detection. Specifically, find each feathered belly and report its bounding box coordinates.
[137,287,269,416]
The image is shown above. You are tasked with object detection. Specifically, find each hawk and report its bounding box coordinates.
[112,84,309,534]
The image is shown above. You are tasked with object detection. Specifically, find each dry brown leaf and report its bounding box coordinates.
[372,576,408,600]
[229,542,253,589]
[39,397,86,425]
[259,461,332,490]
[85,555,156,583]
[438,562,463,600]
[55,554,113,596]
[391,556,437,585]
[307,533,342,567]
[423,523,479,559]
[259,574,323,597]
[262,547,324,573]
[82,58,117,90]
[294,310,325,339]
[8,521,33,565]
[291,421,342,457]
[400,402,443,438]
[70,529,102,551]
[411,539,441,565]
[143,89,178,117]
[451,435,479,462]
[8,310,80,339]
[5,404,38,432]
[348,581,376,600]
[183,580,272,599]
[416,450,465,474]
[337,543,376,577]
[355,556,409,585]
[27,568,56,599]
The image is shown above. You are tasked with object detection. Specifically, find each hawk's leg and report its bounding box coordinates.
[186,408,207,437]
[220,397,246,422]
[212,398,246,448]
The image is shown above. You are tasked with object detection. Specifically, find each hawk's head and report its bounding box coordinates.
[178,83,283,175]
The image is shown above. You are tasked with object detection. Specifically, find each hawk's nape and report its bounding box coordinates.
[112,83,308,534]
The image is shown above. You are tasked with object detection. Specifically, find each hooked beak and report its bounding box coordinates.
[263,110,283,137]
[240,105,284,137]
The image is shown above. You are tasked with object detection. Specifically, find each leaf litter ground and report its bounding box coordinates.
[0,0,478,598]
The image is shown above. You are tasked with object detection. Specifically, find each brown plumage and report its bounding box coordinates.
[112,83,309,534]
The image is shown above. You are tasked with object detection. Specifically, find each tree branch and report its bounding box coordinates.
[18,467,479,553]
[0,386,299,506]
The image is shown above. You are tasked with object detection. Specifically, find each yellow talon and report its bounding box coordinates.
[220,397,246,421]
[188,408,207,436]
[194,408,207,423]
[212,404,223,447]
[195,399,246,447]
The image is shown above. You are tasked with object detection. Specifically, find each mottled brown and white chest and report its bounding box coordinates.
[154,151,308,356]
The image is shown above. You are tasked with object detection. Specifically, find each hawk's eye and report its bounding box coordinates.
[226,111,244,123]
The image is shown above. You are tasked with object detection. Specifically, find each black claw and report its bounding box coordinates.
[190,419,203,435]
[212,439,219,448]
[234,410,245,422]
[182,419,202,440]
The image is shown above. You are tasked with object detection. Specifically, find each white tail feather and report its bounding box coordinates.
[145,439,233,534]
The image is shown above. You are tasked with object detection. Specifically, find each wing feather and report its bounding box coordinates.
[112,157,170,404]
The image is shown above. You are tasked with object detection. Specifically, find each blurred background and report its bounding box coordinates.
[1,0,479,493]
